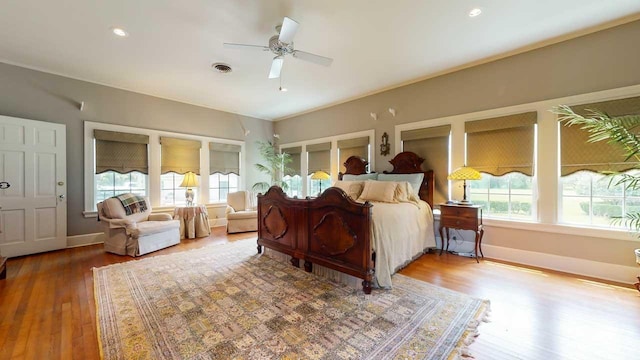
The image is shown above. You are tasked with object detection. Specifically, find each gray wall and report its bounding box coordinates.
[274,20,640,269]
[0,62,273,235]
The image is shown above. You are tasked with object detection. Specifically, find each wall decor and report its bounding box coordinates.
[380,132,390,156]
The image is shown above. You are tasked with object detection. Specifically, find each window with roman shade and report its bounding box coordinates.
[560,96,640,176]
[307,142,331,174]
[282,146,302,177]
[401,125,450,205]
[465,112,537,176]
[282,146,303,197]
[94,130,149,174]
[209,142,241,175]
[160,136,201,174]
[208,142,241,203]
[307,142,332,196]
[337,137,369,173]
[559,96,640,227]
[465,112,537,219]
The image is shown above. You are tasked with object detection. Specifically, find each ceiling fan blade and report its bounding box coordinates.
[292,50,333,67]
[268,56,284,79]
[223,43,270,51]
[278,17,299,44]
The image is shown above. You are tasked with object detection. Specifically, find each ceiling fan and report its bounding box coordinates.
[223,17,333,79]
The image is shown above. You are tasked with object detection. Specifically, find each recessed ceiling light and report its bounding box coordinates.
[111,27,129,37]
[469,8,482,17]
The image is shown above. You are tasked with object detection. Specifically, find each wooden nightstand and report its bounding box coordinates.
[439,203,484,262]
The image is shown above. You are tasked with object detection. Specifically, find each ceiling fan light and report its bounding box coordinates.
[111,27,129,37]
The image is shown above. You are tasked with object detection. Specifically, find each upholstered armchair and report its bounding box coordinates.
[97,196,181,256]
[226,191,258,233]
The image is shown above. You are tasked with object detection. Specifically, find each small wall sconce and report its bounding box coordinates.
[273,133,280,139]
[370,112,378,121]
[79,101,85,111]
[380,132,390,156]
[388,108,396,117]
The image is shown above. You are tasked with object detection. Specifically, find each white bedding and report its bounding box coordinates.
[370,199,435,288]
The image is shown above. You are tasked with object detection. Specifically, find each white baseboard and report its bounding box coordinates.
[210,218,227,228]
[67,232,104,248]
[482,244,638,285]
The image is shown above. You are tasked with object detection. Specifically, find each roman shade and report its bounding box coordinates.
[209,142,241,175]
[307,142,331,175]
[401,125,451,205]
[160,137,201,175]
[337,136,369,173]
[560,96,640,176]
[94,130,149,174]
[466,112,537,176]
[282,146,302,177]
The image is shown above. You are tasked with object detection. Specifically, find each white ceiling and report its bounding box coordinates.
[1,1,639,121]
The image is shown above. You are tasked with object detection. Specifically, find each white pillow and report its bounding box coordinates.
[358,181,397,203]
[332,180,365,200]
[377,173,424,197]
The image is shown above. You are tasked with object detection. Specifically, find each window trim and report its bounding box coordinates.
[393,83,640,237]
[83,121,245,213]
[279,129,374,197]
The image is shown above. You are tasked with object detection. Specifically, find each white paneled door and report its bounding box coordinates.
[0,115,66,257]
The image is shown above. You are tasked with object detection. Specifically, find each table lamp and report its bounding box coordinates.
[447,166,481,205]
[311,170,330,195]
[180,171,198,206]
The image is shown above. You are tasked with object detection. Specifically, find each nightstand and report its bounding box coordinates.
[439,203,484,262]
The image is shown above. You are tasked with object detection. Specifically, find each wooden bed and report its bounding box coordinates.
[256,151,434,294]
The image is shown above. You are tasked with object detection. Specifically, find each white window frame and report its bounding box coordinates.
[393,83,640,241]
[83,121,245,215]
[279,129,375,198]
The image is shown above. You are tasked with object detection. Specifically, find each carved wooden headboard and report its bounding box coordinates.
[338,152,434,208]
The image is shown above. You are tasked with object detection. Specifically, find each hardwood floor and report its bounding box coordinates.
[0,227,638,360]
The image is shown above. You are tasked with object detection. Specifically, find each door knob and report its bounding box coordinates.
[0,182,9,189]
[59,194,65,200]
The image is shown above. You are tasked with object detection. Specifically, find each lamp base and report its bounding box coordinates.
[457,199,473,205]
[185,188,194,206]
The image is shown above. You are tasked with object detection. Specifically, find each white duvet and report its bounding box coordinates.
[369,199,435,288]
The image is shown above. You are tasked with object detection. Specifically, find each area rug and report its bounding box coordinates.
[94,239,489,359]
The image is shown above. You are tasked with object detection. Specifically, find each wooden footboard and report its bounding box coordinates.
[257,186,374,293]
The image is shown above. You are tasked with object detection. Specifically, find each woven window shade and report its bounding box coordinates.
[560,96,640,176]
[282,146,302,176]
[160,137,201,175]
[94,130,149,174]
[402,125,451,205]
[209,142,241,175]
[466,112,537,176]
[337,137,369,173]
[307,142,331,175]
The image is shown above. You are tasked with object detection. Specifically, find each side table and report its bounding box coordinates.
[439,203,484,262]
[173,205,211,239]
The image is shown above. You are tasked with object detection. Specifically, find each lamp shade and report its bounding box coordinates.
[179,171,199,188]
[311,170,330,180]
[448,166,481,181]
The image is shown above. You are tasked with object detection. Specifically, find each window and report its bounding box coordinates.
[559,96,640,226]
[160,136,201,205]
[465,111,537,220]
[469,172,533,219]
[282,146,303,197]
[209,142,241,202]
[161,172,199,206]
[337,137,369,174]
[307,142,332,196]
[93,129,149,206]
[210,173,239,202]
[96,171,147,203]
[401,125,451,206]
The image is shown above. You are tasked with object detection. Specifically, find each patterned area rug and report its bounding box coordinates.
[94,239,489,359]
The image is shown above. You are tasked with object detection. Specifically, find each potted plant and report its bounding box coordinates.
[252,140,292,193]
